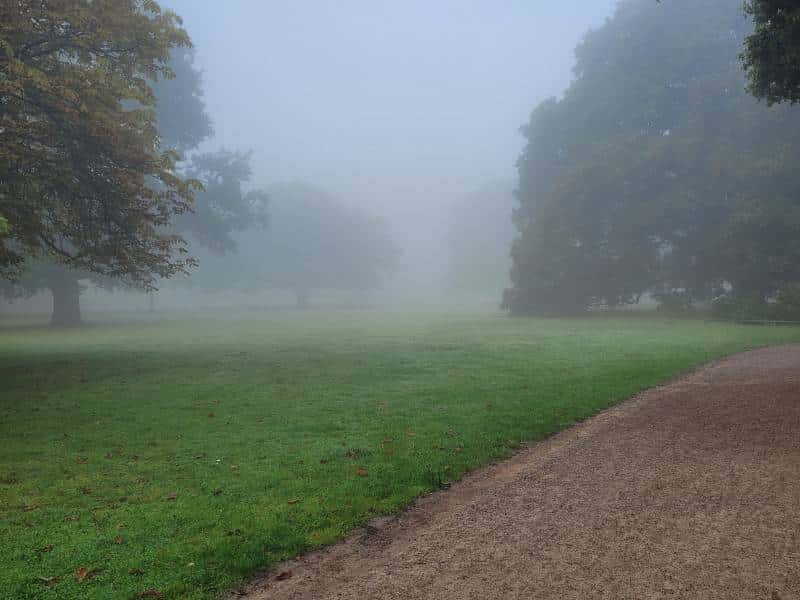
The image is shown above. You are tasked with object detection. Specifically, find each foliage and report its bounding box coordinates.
[507,0,800,316]
[772,283,800,320]
[742,0,800,104]
[653,289,694,314]
[711,292,771,321]
[0,0,199,287]
[2,311,800,598]
[152,47,213,154]
[188,182,397,305]
[177,150,268,255]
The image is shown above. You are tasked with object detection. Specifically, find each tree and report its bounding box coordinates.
[0,0,198,287]
[742,0,800,104]
[506,0,800,315]
[188,182,397,308]
[176,150,268,255]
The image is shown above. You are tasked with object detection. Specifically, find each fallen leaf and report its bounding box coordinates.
[138,590,163,598]
[81,487,92,495]
[38,576,60,587]
[64,514,79,522]
[114,536,124,545]
[38,544,54,553]
[287,498,301,505]
[275,570,293,581]
[207,412,214,418]
[75,566,97,582]
[345,449,359,460]
[381,438,394,444]
[406,430,416,437]
[229,464,239,471]
[22,504,36,512]
[356,466,368,477]
[75,456,88,464]
[454,447,464,453]
[166,492,177,501]
[128,568,145,576]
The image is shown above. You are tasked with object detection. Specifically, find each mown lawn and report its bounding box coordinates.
[2,309,799,599]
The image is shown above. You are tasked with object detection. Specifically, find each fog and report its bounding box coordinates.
[4,1,619,316]
[165,0,617,300]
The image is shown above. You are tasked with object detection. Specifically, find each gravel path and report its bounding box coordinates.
[239,346,800,600]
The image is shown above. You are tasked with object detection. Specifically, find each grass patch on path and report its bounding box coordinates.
[2,309,799,599]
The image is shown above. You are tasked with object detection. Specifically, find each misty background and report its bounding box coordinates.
[173,1,615,296]
[5,1,618,314]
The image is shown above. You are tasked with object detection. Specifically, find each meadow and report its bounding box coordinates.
[2,308,800,599]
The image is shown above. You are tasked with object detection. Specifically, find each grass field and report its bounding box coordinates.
[2,308,800,599]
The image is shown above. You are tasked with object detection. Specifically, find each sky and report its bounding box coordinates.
[166,1,619,290]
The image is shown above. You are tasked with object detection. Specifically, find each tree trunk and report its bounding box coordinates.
[295,287,310,309]
[50,277,82,327]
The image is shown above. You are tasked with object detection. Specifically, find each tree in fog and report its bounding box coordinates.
[1,31,266,325]
[0,1,197,286]
[506,0,800,315]
[446,181,515,297]
[742,1,800,105]
[189,183,398,308]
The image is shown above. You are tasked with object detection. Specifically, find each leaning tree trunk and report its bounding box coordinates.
[50,277,82,327]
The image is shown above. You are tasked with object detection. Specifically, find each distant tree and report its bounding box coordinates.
[1,38,267,325]
[741,1,800,104]
[0,0,198,286]
[177,150,268,255]
[506,0,800,315]
[189,183,397,308]
[447,181,516,296]
[151,47,213,154]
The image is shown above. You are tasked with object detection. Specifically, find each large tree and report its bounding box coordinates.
[1,31,267,325]
[188,182,397,308]
[506,0,800,315]
[0,0,198,286]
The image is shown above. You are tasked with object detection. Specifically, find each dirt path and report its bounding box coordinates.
[239,346,800,600]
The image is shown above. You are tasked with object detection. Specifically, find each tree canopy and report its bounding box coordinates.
[188,182,397,307]
[506,0,800,315]
[742,0,800,104]
[0,0,199,287]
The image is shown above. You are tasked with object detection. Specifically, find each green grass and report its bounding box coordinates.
[2,308,800,599]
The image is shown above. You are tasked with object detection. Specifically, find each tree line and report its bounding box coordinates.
[0,1,396,324]
[505,0,800,317]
